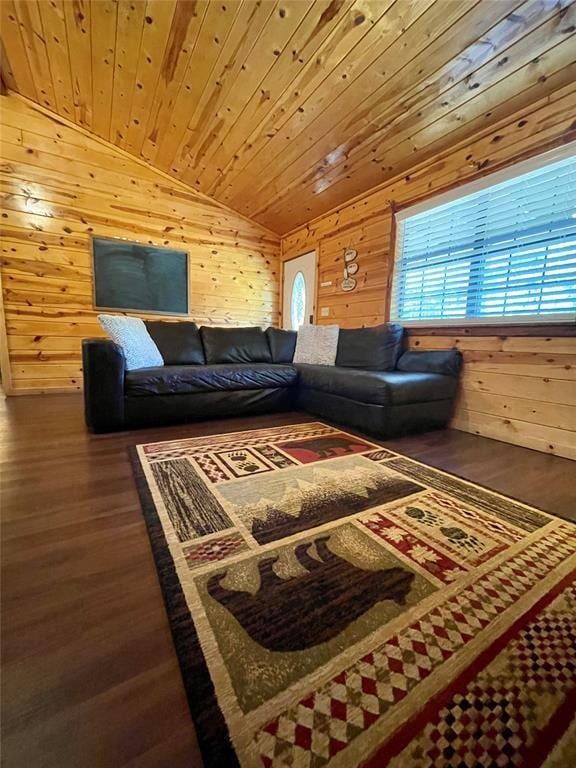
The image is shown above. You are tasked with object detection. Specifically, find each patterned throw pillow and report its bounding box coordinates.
[293,324,339,366]
[98,314,164,371]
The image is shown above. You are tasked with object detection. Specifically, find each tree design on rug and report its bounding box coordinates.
[217,458,424,545]
[207,536,415,652]
[250,473,423,544]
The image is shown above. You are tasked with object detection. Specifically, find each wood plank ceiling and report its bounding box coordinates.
[1,0,575,235]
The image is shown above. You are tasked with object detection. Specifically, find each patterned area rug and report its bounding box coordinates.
[130,422,576,768]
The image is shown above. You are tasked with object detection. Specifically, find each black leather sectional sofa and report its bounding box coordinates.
[82,322,462,436]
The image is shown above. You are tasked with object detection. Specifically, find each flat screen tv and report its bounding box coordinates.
[92,236,188,315]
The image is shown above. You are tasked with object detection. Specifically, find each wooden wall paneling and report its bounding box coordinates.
[37,0,75,120]
[456,390,576,432]
[0,226,276,287]
[414,335,576,459]
[1,137,172,192]
[1,95,103,152]
[1,249,92,276]
[0,125,23,149]
[0,253,91,284]
[0,95,280,394]
[0,123,283,249]
[0,169,279,250]
[458,369,576,406]
[459,359,576,381]
[0,268,12,394]
[6,334,96,352]
[451,410,576,460]
[6,287,93,310]
[313,207,392,327]
[408,336,575,351]
[63,0,92,129]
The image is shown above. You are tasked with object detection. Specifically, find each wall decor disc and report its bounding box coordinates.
[344,248,357,263]
[341,276,357,292]
[346,262,359,275]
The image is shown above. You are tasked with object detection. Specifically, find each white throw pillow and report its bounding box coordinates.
[98,314,164,371]
[293,324,339,366]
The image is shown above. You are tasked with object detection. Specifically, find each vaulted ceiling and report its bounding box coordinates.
[1,0,575,234]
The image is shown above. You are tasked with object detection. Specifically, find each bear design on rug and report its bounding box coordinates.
[279,435,369,459]
[207,535,414,652]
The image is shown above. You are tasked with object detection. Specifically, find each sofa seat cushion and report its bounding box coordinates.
[296,364,457,406]
[125,363,297,396]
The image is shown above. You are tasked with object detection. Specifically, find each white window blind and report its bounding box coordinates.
[390,150,576,325]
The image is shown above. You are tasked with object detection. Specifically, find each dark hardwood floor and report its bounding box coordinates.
[1,394,574,768]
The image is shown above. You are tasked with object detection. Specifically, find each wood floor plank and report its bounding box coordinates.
[1,394,574,767]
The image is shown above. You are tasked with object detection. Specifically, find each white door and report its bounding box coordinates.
[282,251,316,330]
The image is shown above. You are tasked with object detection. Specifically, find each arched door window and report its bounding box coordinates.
[290,271,306,330]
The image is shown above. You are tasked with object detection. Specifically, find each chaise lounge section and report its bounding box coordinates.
[82,322,461,436]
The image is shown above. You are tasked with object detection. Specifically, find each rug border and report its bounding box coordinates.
[361,569,576,768]
[359,428,575,526]
[128,445,240,768]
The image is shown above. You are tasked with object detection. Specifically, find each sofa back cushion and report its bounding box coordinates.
[335,323,404,370]
[145,321,205,365]
[266,327,297,363]
[397,349,462,377]
[200,326,272,364]
[98,314,164,371]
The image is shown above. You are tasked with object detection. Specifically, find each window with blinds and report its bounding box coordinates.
[390,150,576,325]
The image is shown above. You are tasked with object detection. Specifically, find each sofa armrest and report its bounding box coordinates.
[397,349,462,377]
[82,338,126,432]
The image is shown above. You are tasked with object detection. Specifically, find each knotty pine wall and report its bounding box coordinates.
[281,82,576,460]
[0,95,280,395]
